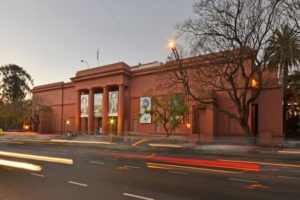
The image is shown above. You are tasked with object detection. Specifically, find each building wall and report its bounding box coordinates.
[32,58,283,139]
[257,88,283,136]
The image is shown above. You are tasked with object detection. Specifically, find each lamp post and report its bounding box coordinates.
[81,59,90,69]
[169,40,191,141]
[64,120,70,135]
[109,118,115,135]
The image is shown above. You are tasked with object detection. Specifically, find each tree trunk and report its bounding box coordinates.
[239,119,251,137]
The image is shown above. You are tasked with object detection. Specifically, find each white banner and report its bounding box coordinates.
[80,94,88,118]
[94,93,103,117]
[140,97,151,123]
[109,91,118,116]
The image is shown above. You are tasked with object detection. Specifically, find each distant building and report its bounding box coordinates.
[32,54,283,143]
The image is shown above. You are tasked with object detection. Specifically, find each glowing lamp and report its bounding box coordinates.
[169,40,176,50]
[186,123,192,129]
[251,79,258,88]
[109,118,115,124]
[66,120,70,125]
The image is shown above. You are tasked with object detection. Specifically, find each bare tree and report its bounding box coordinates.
[285,0,300,33]
[28,96,52,132]
[163,0,292,137]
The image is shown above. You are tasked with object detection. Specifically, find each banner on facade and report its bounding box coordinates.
[94,93,103,117]
[80,94,88,118]
[109,91,118,116]
[140,97,151,123]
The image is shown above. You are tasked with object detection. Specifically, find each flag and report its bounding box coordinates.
[97,48,99,61]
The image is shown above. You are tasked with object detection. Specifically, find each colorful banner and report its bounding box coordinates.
[140,97,151,123]
[109,91,118,116]
[94,93,103,117]
[80,94,88,118]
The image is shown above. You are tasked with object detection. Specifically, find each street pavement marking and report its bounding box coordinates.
[90,161,104,165]
[104,157,117,161]
[168,170,189,175]
[30,173,45,178]
[278,176,300,180]
[68,181,88,187]
[123,192,155,200]
[125,165,140,169]
[228,178,258,183]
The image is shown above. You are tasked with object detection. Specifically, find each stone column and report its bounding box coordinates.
[102,86,109,134]
[88,88,94,134]
[75,90,81,132]
[117,84,125,135]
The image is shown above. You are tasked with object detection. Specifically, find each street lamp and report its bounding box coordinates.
[64,120,70,135]
[169,39,191,140]
[109,118,115,134]
[81,59,89,69]
[251,78,259,89]
[186,123,192,129]
[24,125,29,131]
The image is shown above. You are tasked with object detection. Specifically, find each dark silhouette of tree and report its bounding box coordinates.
[167,0,288,137]
[0,64,33,103]
[0,64,33,130]
[265,25,300,136]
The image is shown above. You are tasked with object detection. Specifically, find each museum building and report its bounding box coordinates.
[31,54,283,142]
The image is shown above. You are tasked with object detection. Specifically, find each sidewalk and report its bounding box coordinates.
[1,131,300,156]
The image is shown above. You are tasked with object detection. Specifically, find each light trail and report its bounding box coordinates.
[278,150,300,155]
[148,143,183,148]
[0,151,73,165]
[0,158,42,171]
[106,152,260,171]
[132,139,148,147]
[147,162,241,174]
[50,139,114,145]
[219,159,300,168]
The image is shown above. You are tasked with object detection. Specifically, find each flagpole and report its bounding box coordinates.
[97,48,99,66]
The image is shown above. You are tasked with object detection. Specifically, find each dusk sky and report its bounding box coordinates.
[0,0,196,86]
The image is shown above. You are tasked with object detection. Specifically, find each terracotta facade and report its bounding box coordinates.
[32,56,283,142]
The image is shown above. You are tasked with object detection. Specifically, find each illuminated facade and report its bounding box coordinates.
[32,56,283,143]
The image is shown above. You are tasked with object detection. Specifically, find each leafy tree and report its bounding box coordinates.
[164,0,295,137]
[265,25,300,135]
[0,64,33,103]
[286,72,300,136]
[145,94,188,137]
[0,64,33,130]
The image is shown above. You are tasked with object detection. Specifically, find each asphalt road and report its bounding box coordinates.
[0,140,299,200]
